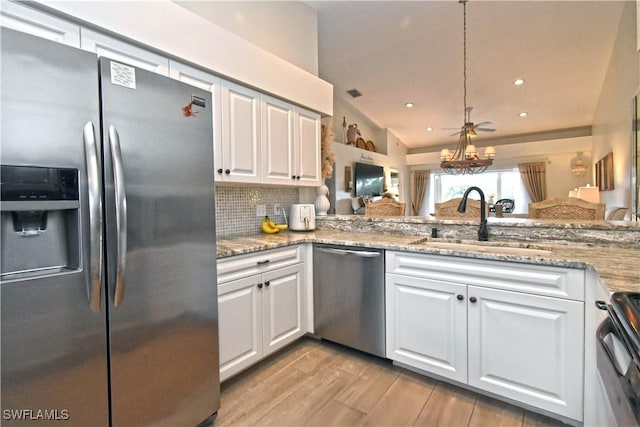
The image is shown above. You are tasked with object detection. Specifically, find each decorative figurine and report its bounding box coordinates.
[346,123,360,145]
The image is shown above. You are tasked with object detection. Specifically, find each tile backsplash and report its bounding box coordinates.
[215,185,299,237]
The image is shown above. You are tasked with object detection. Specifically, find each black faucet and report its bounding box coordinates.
[457,186,489,241]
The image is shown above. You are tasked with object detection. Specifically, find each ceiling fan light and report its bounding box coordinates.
[484,146,496,159]
[439,0,496,175]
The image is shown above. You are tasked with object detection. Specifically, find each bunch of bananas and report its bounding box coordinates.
[261,216,288,234]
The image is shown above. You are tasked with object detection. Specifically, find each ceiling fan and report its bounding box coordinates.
[444,107,496,137]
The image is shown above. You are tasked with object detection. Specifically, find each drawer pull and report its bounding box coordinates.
[257,260,270,265]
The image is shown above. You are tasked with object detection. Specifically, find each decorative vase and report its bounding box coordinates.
[315,182,330,216]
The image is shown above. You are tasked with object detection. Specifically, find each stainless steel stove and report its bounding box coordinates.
[597,292,640,426]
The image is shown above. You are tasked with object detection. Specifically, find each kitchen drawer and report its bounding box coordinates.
[386,251,584,301]
[217,245,304,284]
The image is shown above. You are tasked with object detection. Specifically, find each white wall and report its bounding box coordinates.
[37,0,332,114]
[330,95,387,154]
[591,0,639,209]
[175,1,318,76]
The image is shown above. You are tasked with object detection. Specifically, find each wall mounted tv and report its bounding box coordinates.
[355,162,384,198]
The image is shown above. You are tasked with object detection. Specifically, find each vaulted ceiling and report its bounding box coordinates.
[308,1,625,151]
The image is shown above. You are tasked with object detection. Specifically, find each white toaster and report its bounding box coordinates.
[289,204,316,231]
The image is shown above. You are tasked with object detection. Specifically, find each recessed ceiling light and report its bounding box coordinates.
[426,127,433,131]
[519,112,528,117]
[514,79,525,86]
[405,102,414,108]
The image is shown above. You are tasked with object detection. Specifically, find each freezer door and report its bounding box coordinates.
[0,28,109,425]
[99,59,219,426]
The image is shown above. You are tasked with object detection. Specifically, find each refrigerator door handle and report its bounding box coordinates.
[109,125,127,308]
[84,122,104,313]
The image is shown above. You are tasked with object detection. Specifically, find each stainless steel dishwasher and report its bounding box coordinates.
[313,244,385,357]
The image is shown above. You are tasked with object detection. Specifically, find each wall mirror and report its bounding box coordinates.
[596,152,614,191]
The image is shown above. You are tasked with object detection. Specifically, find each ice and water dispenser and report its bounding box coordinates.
[1,165,81,280]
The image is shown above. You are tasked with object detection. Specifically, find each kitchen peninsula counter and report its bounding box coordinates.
[216,216,640,293]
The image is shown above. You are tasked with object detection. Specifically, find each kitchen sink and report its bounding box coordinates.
[408,237,553,257]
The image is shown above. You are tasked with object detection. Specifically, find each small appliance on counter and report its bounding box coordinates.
[289,204,316,231]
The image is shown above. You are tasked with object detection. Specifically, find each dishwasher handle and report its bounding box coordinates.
[316,247,381,258]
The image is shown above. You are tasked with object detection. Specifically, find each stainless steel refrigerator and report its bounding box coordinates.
[1,28,220,426]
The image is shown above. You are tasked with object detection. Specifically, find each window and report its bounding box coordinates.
[428,169,530,214]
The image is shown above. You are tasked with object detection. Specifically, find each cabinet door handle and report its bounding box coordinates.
[217,168,223,174]
[469,297,477,303]
[457,294,464,301]
[257,283,263,289]
[225,169,231,174]
[264,281,270,287]
[257,260,270,265]
[595,300,609,311]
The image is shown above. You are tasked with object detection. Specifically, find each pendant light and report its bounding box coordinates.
[440,0,496,175]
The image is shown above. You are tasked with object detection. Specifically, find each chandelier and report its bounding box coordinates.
[571,152,588,176]
[440,0,496,175]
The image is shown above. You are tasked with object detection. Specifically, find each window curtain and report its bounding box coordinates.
[518,162,547,202]
[412,170,430,215]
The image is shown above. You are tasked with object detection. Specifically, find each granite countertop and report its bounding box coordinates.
[216,229,639,294]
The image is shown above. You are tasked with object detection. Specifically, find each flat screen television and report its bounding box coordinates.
[354,162,384,198]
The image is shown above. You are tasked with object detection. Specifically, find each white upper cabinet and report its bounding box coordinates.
[80,28,169,75]
[220,81,261,183]
[295,108,321,186]
[0,1,80,47]
[261,95,321,186]
[261,95,295,185]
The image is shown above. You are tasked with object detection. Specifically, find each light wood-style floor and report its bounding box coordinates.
[216,337,568,427]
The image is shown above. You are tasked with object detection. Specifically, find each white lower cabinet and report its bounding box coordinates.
[466,285,584,420]
[386,274,468,383]
[386,251,585,422]
[217,246,307,381]
[218,275,262,380]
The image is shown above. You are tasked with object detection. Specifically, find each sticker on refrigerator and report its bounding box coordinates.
[110,61,136,89]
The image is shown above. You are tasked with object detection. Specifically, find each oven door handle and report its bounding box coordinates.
[598,319,632,377]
